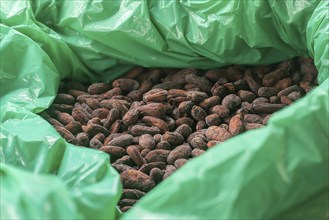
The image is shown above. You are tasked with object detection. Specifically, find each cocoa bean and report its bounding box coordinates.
[126,145,146,167]
[120,170,155,192]
[206,126,231,142]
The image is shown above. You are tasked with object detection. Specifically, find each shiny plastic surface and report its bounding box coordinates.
[0,0,328,219]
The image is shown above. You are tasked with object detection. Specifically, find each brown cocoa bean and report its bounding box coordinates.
[186,91,209,102]
[85,98,100,109]
[107,134,133,147]
[252,97,269,104]
[112,79,140,91]
[162,165,176,180]
[191,105,207,121]
[88,82,110,95]
[103,108,120,129]
[115,155,134,166]
[274,78,291,91]
[142,116,169,133]
[149,168,164,184]
[51,104,73,114]
[191,148,205,157]
[167,144,192,165]
[109,120,122,134]
[185,74,212,93]
[102,87,122,99]
[112,163,133,173]
[206,126,232,142]
[196,121,207,130]
[55,126,78,145]
[56,112,75,125]
[269,96,280,103]
[99,146,126,158]
[143,89,168,102]
[211,82,228,98]
[141,149,151,157]
[175,117,194,127]
[122,109,140,126]
[205,114,222,126]
[190,136,207,150]
[145,149,170,163]
[278,85,303,97]
[174,158,188,169]
[211,105,230,118]
[205,69,226,81]
[89,139,102,149]
[54,93,75,105]
[258,87,278,98]
[280,96,293,105]
[77,132,89,146]
[126,145,146,167]
[72,108,90,124]
[199,96,221,110]
[139,134,155,150]
[164,116,176,130]
[178,101,194,115]
[92,108,109,119]
[139,162,166,174]
[262,69,288,87]
[122,189,146,200]
[244,69,260,94]
[130,125,161,136]
[68,89,88,98]
[138,103,167,118]
[120,170,155,192]
[161,132,185,146]
[156,141,171,150]
[222,94,241,109]
[87,118,102,126]
[229,115,244,136]
[85,123,109,137]
[175,124,192,138]
[65,121,82,134]
[287,91,301,101]
[238,90,257,103]
[244,114,263,124]
[245,123,264,130]
[251,103,286,114]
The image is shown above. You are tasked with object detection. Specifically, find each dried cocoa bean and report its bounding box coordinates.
[167,144,192,165]
[145,149,170,163]
[88,82,110,95]
[229,115,244,136]
[54,93,75,104]
[222,94,241,109]
[206,126,231,142]
[251,103,285,114]
[112,79,140,91]
[205,114,222,126]
[142,116,169,133]
[161,132,184,146]
[139,134,155,150]
[139,162,166,174]
[99,146,126,158]
[150,168,164,184]
[126,145,146,167]
[191,105,207,121]
[120,170,155,192]
[174,158,188,169]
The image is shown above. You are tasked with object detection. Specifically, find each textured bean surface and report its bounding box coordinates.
[41,57,318,212]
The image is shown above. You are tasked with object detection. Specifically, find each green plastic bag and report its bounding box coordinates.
[1,0,328,219]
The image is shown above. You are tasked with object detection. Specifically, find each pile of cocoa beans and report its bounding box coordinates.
[40,57,318,212]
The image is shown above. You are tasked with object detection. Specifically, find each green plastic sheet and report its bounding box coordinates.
[0,0,328,219]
